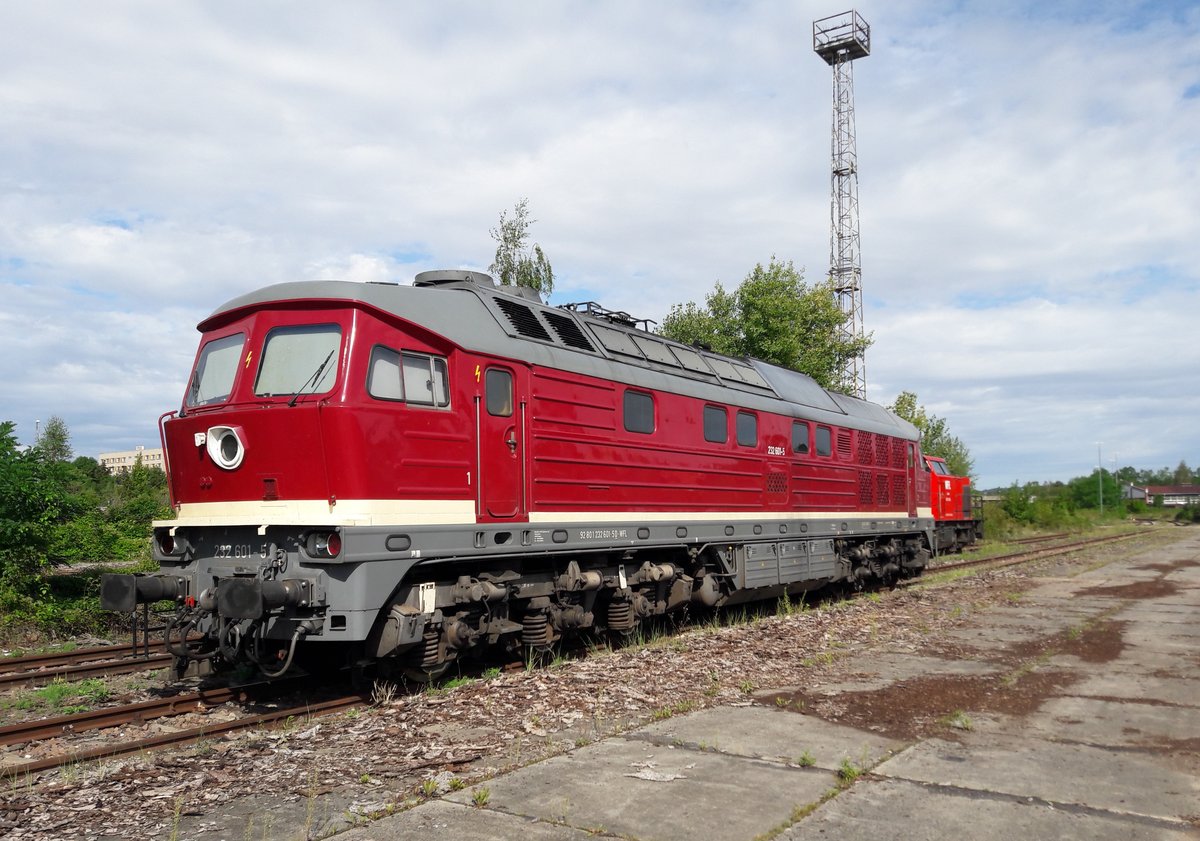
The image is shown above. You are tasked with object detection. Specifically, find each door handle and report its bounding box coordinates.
[506,436,517,452]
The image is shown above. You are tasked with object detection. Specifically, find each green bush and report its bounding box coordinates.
[1174,505,1200,524]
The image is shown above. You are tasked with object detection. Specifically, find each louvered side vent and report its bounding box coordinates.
[858,470,873,505]
[543,311,596,351]
[892,476,906,507]
[876,435,890,467]
[837,430,852,460]
[495,298,553,342]
[892,439,906,469]
[766,472,789,495]
[876,474,889,507]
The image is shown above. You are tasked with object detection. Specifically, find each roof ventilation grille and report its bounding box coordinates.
[542,311,596,352]
[494,297,553,342]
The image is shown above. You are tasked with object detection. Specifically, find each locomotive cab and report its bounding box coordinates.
[102,287,475,675]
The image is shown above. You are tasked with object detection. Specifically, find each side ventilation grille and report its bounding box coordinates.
[837,430,853,460]
[858,470,873,505]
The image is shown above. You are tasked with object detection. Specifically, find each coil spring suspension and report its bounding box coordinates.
[416,627,442,671]
[522,610,552,649]
[607,598,635,633]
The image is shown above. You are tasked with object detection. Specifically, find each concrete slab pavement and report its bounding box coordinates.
[342,529,1200,840]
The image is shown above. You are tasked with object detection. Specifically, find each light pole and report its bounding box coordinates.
[1096,442,1103,517]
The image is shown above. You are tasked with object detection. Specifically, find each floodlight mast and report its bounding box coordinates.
[813,10,870,399]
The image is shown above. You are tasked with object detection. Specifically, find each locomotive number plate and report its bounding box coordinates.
[579,528,629,541]
[213,544,269,559]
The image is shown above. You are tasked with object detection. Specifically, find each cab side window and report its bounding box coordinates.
[368,346,450,407]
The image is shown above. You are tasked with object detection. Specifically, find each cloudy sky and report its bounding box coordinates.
[2,1,1198,489]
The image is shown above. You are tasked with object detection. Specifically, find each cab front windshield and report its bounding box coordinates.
[254,324,342,398]
[186,332,245,407]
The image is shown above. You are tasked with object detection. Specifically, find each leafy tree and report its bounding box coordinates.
[1068,469,1120,512]
[660,257,872,392]
[888,391,974,478]
[72,456,110,486]
[489,198,554,298]
[1172,459,1193,485]
[38,415,72,463]
[0,421,68,587]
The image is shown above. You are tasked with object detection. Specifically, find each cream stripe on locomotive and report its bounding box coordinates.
[160,498,933,529]
[161,498,478,528]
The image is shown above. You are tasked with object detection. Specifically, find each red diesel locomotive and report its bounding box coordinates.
[103,270,938,679]
[924,455,982,553]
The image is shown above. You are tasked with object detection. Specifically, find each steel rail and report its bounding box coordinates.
[0,641,169,675]
[0,653,174,690]
[1010,532,1070,545]
[922,531,1139,578]
[1,694,365,778]
[0,685,257,747]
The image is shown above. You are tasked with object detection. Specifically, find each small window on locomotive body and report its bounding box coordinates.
[254,324,342,398]
[367,346,403,401]
[929,459,950,476]
[792,421,810,454]
[703,405,727,443]
[624,390,655,434]
[368,347,449,408]
[736,411,757,447]
[402,353,449,406]
[485,368,513,417]
[815,425,832,457]
[187,332,245,407]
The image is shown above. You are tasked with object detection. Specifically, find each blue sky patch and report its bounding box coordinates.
[387,247,432,264]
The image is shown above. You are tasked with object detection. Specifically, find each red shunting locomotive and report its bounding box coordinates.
[103,270,941,679]
[923,455,982,553]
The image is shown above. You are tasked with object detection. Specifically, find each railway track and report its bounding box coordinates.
[1010,532,1069,545]
[0,641,175,690]
[923,531,1139,578]
[0,680,292,747]
[0,683,365,778]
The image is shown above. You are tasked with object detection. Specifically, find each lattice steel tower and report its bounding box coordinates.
[813,10,870,398]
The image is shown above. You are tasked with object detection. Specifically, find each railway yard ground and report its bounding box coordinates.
[2,524,1198,840]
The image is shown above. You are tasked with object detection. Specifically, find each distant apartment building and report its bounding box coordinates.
[98,445,165,475]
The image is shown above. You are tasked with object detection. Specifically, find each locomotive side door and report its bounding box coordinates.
[476,364,526,520]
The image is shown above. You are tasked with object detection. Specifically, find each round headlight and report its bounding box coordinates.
[206,425,245,470]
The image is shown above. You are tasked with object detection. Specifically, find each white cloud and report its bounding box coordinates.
[1,1,1197,488]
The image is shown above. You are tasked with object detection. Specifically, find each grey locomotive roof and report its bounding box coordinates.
[204,276,918,441]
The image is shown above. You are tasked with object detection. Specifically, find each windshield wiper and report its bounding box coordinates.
[288,350,336,407]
